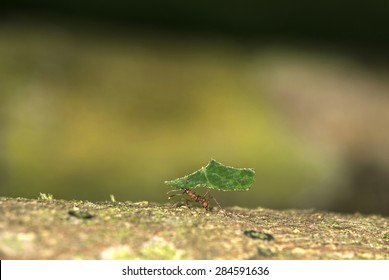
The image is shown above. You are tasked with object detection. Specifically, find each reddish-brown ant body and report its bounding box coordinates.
[182,188,209,209]
[168,188,222,211]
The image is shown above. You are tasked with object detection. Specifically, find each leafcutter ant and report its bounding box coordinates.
[168,188,221,211]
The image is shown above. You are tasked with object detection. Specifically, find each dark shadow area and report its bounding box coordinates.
[2,1,389,46]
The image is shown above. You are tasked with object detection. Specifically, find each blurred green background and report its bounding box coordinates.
[1,1,388,215]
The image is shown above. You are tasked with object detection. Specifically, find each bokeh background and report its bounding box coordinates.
[1,1,389,215]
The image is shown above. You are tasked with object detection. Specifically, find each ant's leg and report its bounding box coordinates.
[168,189,196,208]
[174,197,196,209]
[170,197,189,208]
[167,189,186,207]
[167,189,188,201]
[204,190,223,211]
[167,189,180,198]
[212,197,224,212]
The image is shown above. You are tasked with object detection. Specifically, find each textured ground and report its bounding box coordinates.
[0,196,388,259]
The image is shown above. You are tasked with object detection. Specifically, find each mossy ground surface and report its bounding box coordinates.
[0,197,388,259]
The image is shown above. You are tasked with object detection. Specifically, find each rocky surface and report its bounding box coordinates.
[1,197,388,259]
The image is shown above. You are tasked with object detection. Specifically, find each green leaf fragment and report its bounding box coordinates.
[165,159,255,191]
[68,210,94,219]
[243,230,274,241]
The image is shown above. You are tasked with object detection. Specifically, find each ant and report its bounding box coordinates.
[183,188,209,209]
[168,188,222,211]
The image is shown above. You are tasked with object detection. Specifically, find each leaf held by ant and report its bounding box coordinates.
[164,159,255,191]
